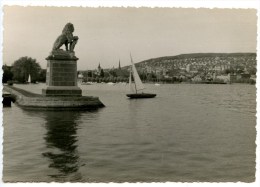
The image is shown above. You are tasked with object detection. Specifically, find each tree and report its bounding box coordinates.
[38,69,47,82]
[139,71,147,81]
[2,65,13,83]
[224,68,235,75]
[2,65,11,83]
[248,67,256,75]
[11,56,41,83]
[87,71,93,78]
[100,69,105,78]
[109,69,117,77]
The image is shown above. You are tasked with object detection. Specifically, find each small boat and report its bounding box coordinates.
[155,83,160,86]
[126,93,157,98]
[126,54,156,99]
[81,82,94,85]
[107,82,115,85]
[27,74,31,84]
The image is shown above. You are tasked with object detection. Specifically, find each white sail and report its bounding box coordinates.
[130,54,145,92]
[129,70,136,93]
[28,74,31,83]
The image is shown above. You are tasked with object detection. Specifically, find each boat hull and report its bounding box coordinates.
[126,93,156,99]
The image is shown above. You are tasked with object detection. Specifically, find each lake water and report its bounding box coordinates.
[2,83,256,182]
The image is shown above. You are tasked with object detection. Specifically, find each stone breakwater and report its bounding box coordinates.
[3,85,105,110]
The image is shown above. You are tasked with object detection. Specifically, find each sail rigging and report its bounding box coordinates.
[129,70,136,93]
[129,54,145,93]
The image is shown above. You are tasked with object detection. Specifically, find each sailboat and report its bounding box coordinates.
[28,74,31,83]
[126,54,156,99]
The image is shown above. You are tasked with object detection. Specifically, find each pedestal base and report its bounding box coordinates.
[43,51,82,97]
[42,86,82,97]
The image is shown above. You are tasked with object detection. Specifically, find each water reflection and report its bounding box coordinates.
[20,108,101,182]
[41,111,83,181]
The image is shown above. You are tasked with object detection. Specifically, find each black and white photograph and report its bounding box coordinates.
[1,1,259,185]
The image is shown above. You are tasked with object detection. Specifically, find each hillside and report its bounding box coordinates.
[81,53,256,83]
[138,53,256,64]
[122,53,256,75]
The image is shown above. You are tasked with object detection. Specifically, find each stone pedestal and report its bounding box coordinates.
[42,50,82,97]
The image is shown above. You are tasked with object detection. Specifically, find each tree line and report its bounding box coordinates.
[2,56,46,84]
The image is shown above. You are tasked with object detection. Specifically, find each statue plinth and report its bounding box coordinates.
[46,49,78,61]
[42,50,82,97]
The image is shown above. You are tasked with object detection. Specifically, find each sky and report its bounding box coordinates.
[2,6,257,70]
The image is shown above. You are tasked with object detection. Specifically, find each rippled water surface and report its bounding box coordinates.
[3,83,256,182]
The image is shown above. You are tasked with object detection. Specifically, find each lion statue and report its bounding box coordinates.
[52,23,79,52]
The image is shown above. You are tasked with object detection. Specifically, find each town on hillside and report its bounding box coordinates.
[78,53,256,84]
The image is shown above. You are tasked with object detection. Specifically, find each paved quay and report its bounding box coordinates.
[3,85,105,110]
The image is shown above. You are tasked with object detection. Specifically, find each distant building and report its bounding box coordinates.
[192,75,202,82]
[214,66,222,71]
[216,75,230,83]
[186,64,191,72]
[236,73,242,80]
[241,73,250,80]
[78,73,84,83]
[250,75,256,81]
[96,63,102,76]
[229,74,237,83]
[118,60,121,69]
